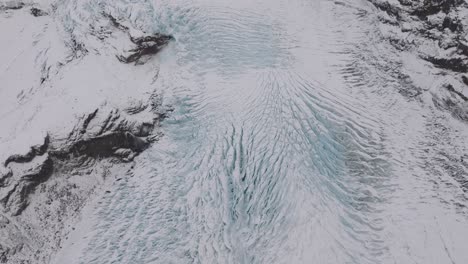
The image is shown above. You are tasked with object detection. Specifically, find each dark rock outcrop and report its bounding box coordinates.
[370,0,402,19]
[368,0,468,123]
[0,6,172,263]
[0,2,24,11]
[103,13,174,65]
[425,56,468,73]
[0,98,169,263]
[56,131,150,159]
[441,15,461,31]
[4,135,50,167]
[462,75,468,86]
[0,170,12,188]
[101,12,129,31]
[117,34,174,64]
[2,97,168,216]
[30,7,47,17]
[1,155,53,216]
[410,0,464,18]
[445,83,468,101]
[81,109,99,134]
[369,0,468,73]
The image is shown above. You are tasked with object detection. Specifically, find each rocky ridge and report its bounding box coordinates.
[0,1,173,263]
[369,0,468,121]
[0,100,169,264]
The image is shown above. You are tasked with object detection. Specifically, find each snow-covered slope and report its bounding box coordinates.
[0,1,172,263]
[369,0,468,119]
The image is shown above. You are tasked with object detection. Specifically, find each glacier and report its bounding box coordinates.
[1,0,468,263]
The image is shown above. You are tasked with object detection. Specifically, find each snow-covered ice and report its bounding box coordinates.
[1,0,468,263]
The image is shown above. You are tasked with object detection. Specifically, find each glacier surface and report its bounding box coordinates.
[1,0,468,263]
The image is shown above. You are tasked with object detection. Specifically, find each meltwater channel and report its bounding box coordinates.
[56,0,468,263]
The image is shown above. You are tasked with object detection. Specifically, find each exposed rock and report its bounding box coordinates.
[410,0,464,18]
[369,0,402,19]
[80,109,99,134]
[442,98,468,121]
[124,100,148,115]
[0,2,25,11]
[66,37,88,61]
[0,96,168,263]
[462,75,468,86]
[0,170,12,188]
[445,83,468,101]
[30,8,47,17]
[101,12,129,31]
[433,84,468,121]
[458,40,468,56]
[1,155,53,216]
[102,13,174,65]
[56,132,150,159]
[0,3,173,263]
[117,34,174,65]
[0,244,8,263]
[368,0,468,122]
[4,135,50,167]
[369,0,468,70]
[441,15,461,31]
[425,56,468,72]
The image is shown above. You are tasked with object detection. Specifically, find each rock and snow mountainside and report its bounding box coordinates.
[0,1,172,263]
[369,0,468,120]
